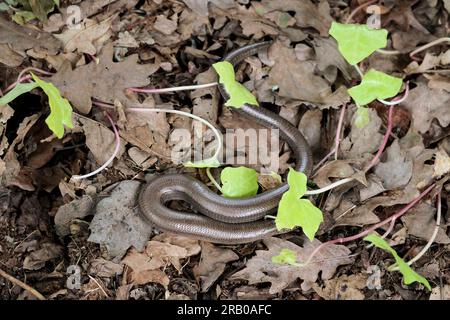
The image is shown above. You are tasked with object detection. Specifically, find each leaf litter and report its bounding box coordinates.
[0,0,449,301]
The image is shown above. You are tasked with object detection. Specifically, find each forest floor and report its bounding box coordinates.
[0,0,449,300]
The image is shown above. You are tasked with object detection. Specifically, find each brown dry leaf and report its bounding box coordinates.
[89,258,124,278]
[400,82,450,134]
[55,15,116,55]
[341,108,384,161]
[313,37,355,82]
[312,274,367,300]
[299,109,323,152]
[430,285,450,300]
[384,0,430,34]
[255,0,333,37]
[54,195,94,237]
[50,43,159,114]
[333,196,382,227]
[426,74,450,92]
[193,242,239,292]
[314,160,355,188]
[0,43,24,67]
[0,15,61,57]
[433,148,450,178]
[122,234,200,286]
[1,114,40,191]
[391,30,433,53]
[23,243,63,270]
[230,237,354,294]
[81,277,111,300]
[181,0,235,16]
[88,181,152,259]
[359,174,386,201]
[404,52,441,74]
[374,140,413,190]
[151,233,201,259]
[401,203,450,244]
[78,116,125,165]
[268,41,350,108]
[153,15,178,35]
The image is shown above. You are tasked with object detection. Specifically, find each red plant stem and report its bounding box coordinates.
[334,104,346,160]
[17,67,53,82]
[3,67,53,93]
[302,183,435,266]
[366,84,410,172]
[345,0,378,23]
[365,104,394,171]
[3,75,32,93]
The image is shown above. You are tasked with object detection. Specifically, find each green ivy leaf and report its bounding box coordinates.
[354,106,370,128]
[348,69,402,106]
[287,167,307,197]
[212,61,259,108]
[0,82,38,106]
[184,156,221,168]
[329,22,388,65]
[272,248,300,266]
[220,166,259,198]
[275,168,323,241]
[31,73,73,139]
[364,234,431,290]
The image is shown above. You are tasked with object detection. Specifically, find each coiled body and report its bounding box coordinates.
[138,41,313,244]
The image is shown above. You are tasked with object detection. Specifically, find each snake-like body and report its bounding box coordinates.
[138,41,313,244]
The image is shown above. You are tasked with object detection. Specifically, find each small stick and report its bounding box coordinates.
[0,268,46,300]
[334,105,346,160]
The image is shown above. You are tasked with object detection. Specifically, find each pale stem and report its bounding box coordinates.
[128,82,218,94]
[206,167,222,192]
[71,112,121,180]
[304,177,354,196]
[410,37,450,59]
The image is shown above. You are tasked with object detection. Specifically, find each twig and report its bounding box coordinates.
[334,105,346,160]
[345,0,378,23]
[88,275,109,298]
[0,268,46,300]
[389,192,442,271]
[71,112,121,180]
[300,183,435,266]
[128,82,218,94]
